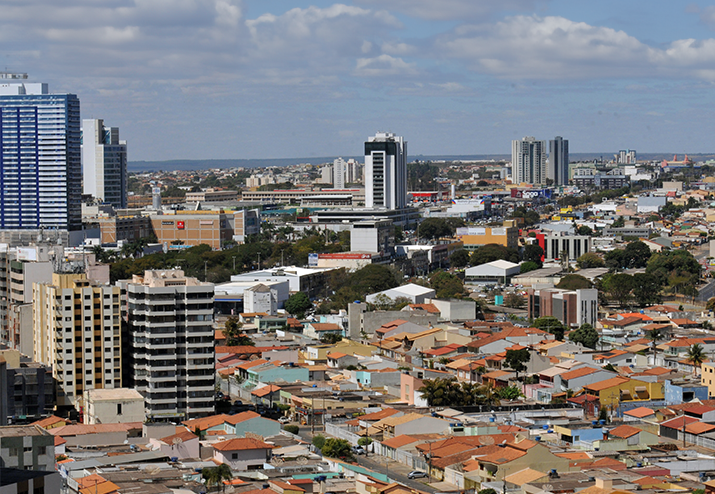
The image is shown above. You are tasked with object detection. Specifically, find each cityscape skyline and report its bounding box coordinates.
[5,1,715,161]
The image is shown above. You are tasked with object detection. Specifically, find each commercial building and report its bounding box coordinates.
[185,188,238,203]
[97,215,153,244]
[82,119,127,209]
[241,188,365,206]
[456,226,519,250]
[534,232,591,262]
[214,279,290,315]
[465,260,521,284]
[0,81,81,234]
[365,132,407,209]
[230,266,334,300]
[0,425,55,471]
[618,149,637,164]
[83,388,144,425]
[232,208,261,244]
[350,219,395,255]
[549,136,569,186]
[512,136,546,185]
[118,270,215,420]
[150,210,233,250]
[573,169,629,189]
[527,288,598,328]
[32,273,122,409]
[0,350,55,425]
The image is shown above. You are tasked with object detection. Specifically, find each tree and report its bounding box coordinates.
[523,244,544,266]
[471,244,520,265]
[430,271,467,299]
[321,438,353,460]
[623,241,652,268]
[687,344,705,376]
[646,249,701,295]
[418,378,458,407]
[533,316,566,340]
[568,323,599,349]
[202,464,233,493]
[320,333,343,344]
[631,273,662,307]
[511,206,540,226]
[497,385,524,401]
[450,249,470,268]
[504,293,525,309]
[285,292,312,318]
[223,317,254,346]
[555,274,592,290]
[520,261,540,274]
[602,273,635,307]
[479,489,497,494]
[284,425,299,434]
[645,326,665,363]
[418,218,453,240]
[707,297,715,312]
[312,435,326,450]
[576,252,604,269]
[612,216,625,228]
[505,348,530,379]
[577,225,593,236]
[357,437,373,447]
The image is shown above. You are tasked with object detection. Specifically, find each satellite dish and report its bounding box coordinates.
[543,485,553,492]
[270,457,284,466]
[173,437,183,445]
[480,436,495,446]
[297,456,309,465]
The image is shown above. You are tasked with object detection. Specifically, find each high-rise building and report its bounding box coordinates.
[618,149,636,164]
[512,137,547,185]
[347,158,362,185]
[333,157,347,189]
[82,119,128,209]
[365,132,406,209]
[32,273,122,410]
[0,82,81,231]
[118,270,215,420]
[549,136,569,186]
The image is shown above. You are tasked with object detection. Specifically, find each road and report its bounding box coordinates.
[297,426,437,493]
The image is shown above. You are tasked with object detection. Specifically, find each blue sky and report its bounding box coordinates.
[5,0,715,161]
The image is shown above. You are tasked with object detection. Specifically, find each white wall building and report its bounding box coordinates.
[365,132,406,209]
[366,283,436,305]
[334,157,347,189]
[84,388,144,424]
[244,283,277,315]
[82,119,128,209]
[512,136,547,185]
[118,270,215,420]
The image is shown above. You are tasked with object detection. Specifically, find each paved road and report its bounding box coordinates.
[354,455,437,493]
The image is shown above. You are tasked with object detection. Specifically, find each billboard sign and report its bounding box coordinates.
[308,253,319,267]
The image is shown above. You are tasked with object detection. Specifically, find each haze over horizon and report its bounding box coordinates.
[7,1,715,161]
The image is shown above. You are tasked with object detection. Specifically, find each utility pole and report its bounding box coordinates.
[204,261,208,281]
[281,250,284,266]
[257,253,261,270]
[232,256,236,272]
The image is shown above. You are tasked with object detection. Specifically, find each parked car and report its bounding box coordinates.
[407,471,428,480]
[351,446,366,455]
[278,416,291,424]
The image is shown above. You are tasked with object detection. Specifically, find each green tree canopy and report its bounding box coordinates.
[533,316,566,340]
[576,252,605,269]
[505,348,530,379]
[555,274,592,290]
[511,206,540,226]
[430,271,468,299]
[418,218,453,240]
[520,261,540,274]
[646,249,701,294]
[687,343,705,376]
[223,317,254,346]
[631,273,662,307]
[471,243,520,265]
[321,438,353,459]
[523,244,544,266]
[568,323,599,349]
[450,249,471,268]
[285,292,312,318]
[602,273,636,306]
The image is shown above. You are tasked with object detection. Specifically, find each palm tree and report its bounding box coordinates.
[476,383,500,406]
[645,327,665,365]
[687,343,706,376]
[202,464,233,493]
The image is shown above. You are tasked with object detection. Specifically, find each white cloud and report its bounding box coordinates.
[355,54,418,76]
[436,15,715,80]
[354,0,541,21]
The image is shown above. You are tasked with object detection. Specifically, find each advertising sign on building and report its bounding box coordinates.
[308,253,319,267]
[177,221,185,229]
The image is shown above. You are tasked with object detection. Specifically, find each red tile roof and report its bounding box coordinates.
[212,437,273,451]
[608,425,642,439]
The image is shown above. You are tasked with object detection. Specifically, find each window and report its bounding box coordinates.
[117,403,122,415]
[38,446,46,455]
[9,448,18,456]
[231,453,238,459]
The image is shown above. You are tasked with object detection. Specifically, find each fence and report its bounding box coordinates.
[325,423,362,445]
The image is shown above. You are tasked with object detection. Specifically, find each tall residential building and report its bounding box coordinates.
[82,119,128,209]
[618,149,637,164]
[347,158,362,184]
[333,157,347,189]
[32,273,122,410]
[365,132,407,210]
[119,270,215,421]
[512,137,547,185]
[548,136,569,186]
[0,82,81,232]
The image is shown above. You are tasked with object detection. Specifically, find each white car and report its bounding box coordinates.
[278,416,291,424]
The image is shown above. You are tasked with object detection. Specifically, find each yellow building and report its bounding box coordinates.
[302,339,374,364]
[702,362,715,398]
[33,273,122,409]
[583,376,664,410]
[456,226,518,250]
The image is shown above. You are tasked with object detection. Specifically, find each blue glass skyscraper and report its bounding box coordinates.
[0,81,81,232]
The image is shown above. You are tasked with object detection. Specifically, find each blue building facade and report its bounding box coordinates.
[664,379,708,405]
[0,82,81,231]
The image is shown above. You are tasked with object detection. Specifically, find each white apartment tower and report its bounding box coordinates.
[512,136,547,185]
[548,136,569,186]
[365,132,406,209]
[333,157,347,189]
[82,119,128,209]
[33,273,122,409]
[119,270,215,420]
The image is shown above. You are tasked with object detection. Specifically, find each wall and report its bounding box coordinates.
[428,299,476,321]
[214,448,269,470]
[85,394,144,424]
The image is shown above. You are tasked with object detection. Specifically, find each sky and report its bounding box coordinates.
[5,0,715,161]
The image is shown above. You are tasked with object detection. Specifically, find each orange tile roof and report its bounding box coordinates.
[236,359,269,370]
[409,303,441,314]
[77,475,107,489]
[555,452,591,460]
[376,320,409,333]
[478,445,528,464]
[160,429,198,444]
[661,415,699,429]
[686,422,715,434]
[608,425,641,439]
[327,352,348,359]
[49,422,142,436]
[310,323,342,331]
[54,436,67,446]
[271,481,305,492]
[32,415,69,429]
[224,411,263,425]
[560,366,599,380]
[252,384,281,397]
[212,437,273,451]
[183,414,231,431]
[582,376,631,391]
[381,434,421,449]
[79,482,119,494]
[624,407,655,418]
